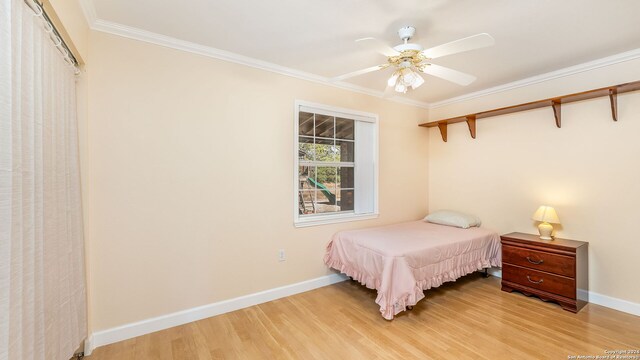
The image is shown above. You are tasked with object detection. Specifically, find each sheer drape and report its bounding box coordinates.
[0,0,87,359]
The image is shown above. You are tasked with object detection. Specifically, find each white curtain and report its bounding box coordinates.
[0,0,87,359]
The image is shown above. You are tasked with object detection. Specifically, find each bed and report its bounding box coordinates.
[323,220,501,319]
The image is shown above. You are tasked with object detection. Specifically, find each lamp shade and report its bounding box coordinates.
[532,206,560,224]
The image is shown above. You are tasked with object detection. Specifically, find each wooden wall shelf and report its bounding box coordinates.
[419,80,640,142]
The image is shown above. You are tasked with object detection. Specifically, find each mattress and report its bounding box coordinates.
[324,221,501,319]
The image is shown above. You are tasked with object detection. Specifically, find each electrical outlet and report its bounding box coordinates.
[278,249,286,262]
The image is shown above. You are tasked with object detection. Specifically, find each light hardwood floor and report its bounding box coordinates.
[87,274,640,359]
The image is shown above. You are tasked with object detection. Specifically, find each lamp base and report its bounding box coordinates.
[537,222,554,240]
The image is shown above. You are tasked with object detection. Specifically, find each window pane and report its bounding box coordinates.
[299,166,316,191]
[336,117,354,140]
[314,114,334,138]
[338,167,354,189]
[298,190,315,215]
[299,112,314,136]
[315,188,336,205]
[314,138,338,162]
[312,166,337,214]
[315,190,339,213]
[296,105,377,223]
[338,189,354,211]
[298,137,314,161]
[336,140,354,162]
[314,166,336,194]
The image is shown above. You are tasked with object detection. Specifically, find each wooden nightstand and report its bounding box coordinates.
[500,232,588,313]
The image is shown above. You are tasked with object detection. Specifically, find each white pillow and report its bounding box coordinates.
[424,210,482,229]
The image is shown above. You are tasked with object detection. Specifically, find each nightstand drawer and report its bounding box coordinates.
[502,264,575,299]
[503,244,575,277]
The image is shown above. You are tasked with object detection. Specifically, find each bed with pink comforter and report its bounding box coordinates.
[324,221,501,319]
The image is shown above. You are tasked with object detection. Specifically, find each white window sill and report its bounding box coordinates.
[294,213,379,228]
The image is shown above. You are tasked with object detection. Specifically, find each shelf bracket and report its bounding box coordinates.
[437,122,448,142]
[466,115,477,139]
[419,80,640,142]
[551,100,561,128]
[609,88,618,121]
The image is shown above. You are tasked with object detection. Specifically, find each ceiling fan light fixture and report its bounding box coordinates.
[400,68,417,85]
[387,71,400,87]
[394,82,407,93]
[411,73,425,89]
[390,68,424,93]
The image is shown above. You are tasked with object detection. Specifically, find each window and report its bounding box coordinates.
[294,101,378,227]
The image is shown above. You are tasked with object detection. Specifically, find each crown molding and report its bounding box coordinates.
[77,2,430,109]
[78,0,640,112]
[429,47,640,109]
[78,0,97,27]
[79,8,431,109]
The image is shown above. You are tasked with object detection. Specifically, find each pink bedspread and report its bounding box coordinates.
[324,221,501,319]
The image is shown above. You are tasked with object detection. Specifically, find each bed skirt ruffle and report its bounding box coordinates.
[324,251,501,320]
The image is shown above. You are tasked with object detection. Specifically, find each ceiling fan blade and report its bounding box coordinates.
[419,63,476,86]
[331,64,388,82]
[355,37,399,57]
[421,33,495,59]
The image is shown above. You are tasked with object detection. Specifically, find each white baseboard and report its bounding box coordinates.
[578,289,640,317]
[85,269,640,355]
[84,273,348,355]
[488,268,640,317]
[83,335,93,356]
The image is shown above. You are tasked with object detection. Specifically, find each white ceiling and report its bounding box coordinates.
[87,0,640,104]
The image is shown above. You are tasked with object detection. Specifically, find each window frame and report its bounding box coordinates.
[293,100,379,227]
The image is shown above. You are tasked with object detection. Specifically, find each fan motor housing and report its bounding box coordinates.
[393,43,423,52]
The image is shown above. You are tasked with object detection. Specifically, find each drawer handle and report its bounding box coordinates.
[526,256,544,265]
[526,275,544,284]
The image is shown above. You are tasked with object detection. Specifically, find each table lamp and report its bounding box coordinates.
[532,205,560,240]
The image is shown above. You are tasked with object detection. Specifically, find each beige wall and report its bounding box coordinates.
[428,59,640,303]
[45,0,640,335]
[85,31,429,331]
[46,0,89,62]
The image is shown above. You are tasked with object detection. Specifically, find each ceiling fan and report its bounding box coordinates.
[333,26,495,94]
